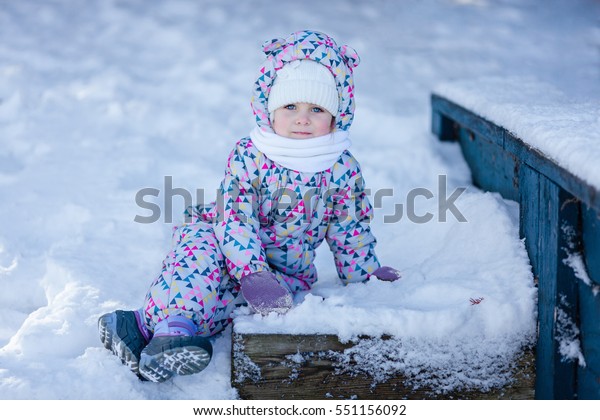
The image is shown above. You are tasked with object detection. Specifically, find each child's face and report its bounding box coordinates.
[271,103,334,139]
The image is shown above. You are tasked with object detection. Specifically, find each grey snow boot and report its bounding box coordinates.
[138,335,213,382]
[98,309,150,378]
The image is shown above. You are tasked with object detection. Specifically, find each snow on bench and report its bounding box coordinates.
[232,331,534,400]
[231,188,538,398]
[432,77,600,400]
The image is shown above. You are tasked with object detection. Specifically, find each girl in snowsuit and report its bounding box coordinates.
[99,30,399,382]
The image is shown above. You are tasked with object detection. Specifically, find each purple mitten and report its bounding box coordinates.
[371,266,401,282]
[240,271,293,316]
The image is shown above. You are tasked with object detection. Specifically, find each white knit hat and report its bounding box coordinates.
[268,60,339,118]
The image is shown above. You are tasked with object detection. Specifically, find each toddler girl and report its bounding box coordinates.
[99,30,399,383]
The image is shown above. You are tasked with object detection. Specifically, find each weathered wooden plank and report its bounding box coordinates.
[578,282,600,399]
[518,165,540,276]
[457,126,519,202]
[519,167,555,399]
[431,109,458,141]
[431,94,600,213]
[521,166,579,399]
[505,132,600,214]
[232,332,535,400]
[578,203,600,398]
[554,187,581,399]
[431,94,504,146]
[582,205,600,286]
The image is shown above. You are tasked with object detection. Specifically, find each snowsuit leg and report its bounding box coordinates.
[142,222,245,337]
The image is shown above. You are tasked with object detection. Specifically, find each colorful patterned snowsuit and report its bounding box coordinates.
[142,31,381,336]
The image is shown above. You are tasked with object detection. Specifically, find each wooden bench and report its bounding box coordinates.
[231,332,535,399]
[231,82,598,400]
[431,89,600,399]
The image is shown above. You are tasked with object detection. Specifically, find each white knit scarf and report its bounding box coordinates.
[249,126,352,173]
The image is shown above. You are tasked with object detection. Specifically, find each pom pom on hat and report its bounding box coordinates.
[267,60,339,118]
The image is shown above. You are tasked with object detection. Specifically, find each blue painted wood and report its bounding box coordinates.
[579,204,600,398]
[431,93,600,399]
[521,167,578,399]
[518,166,540,276]
[457,127,519,202]
[432,95,504,146]
[505,132,600,215]
[518,166,549,397]
[578,282,600,398]
[583,205,600,286]
[432,109,456,141]
[554,188,581,399]
[431,94,600,213]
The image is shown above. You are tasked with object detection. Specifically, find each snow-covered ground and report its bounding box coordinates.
[0,0,598,400]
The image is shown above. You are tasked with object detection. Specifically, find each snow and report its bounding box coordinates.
[0,0,598,400]
[562,222,599,296]
[235,192,536,343]
[563,252,599,296]
[555,296,586,369]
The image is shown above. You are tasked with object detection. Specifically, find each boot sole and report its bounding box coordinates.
[139,336,212,382]
[98,310,148,376]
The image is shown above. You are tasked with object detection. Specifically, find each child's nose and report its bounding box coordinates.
[295,112,310,124]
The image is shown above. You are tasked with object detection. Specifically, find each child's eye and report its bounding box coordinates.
[311,106,324,113]
[283,104,296,110]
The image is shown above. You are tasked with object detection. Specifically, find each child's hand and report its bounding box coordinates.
[371,266,401,282]
[240,271,293,315]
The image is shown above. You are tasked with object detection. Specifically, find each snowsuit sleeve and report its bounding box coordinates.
[326,154,380,284]
[214,141,269,280]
